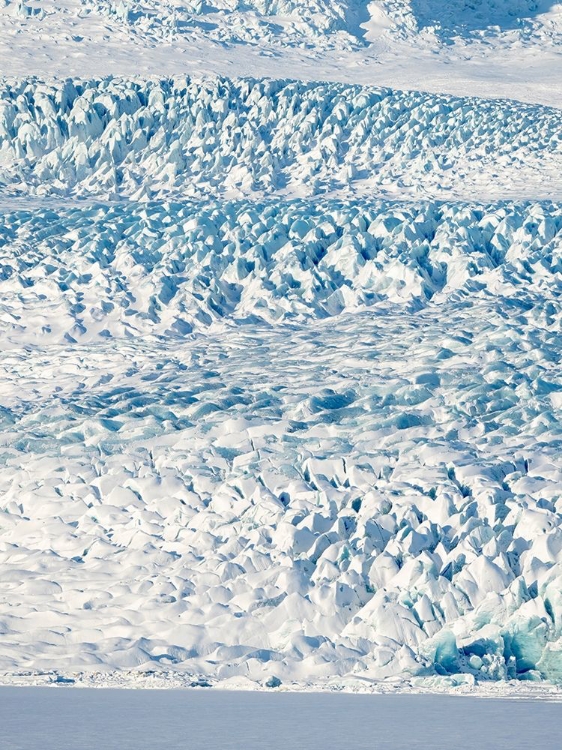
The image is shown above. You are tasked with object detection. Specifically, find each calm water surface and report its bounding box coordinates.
[0,687,559,749]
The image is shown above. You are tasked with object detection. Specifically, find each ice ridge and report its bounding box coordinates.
[1,0,367,49]
[0,198,561,346]
[1,76,561,202]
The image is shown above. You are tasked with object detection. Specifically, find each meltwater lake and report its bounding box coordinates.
[1,687,560,750]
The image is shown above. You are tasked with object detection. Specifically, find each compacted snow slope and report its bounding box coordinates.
[0,2,562,693]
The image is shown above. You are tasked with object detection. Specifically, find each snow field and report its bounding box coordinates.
[1,0,561,120]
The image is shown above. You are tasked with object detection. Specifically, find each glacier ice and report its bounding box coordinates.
[0,68,561,691]
[0,76,561,202]
[376,0,562,45]
[0,104,562,689]
[0,196,561,345]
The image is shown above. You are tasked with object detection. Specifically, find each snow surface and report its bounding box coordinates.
[0,1,562,694]
[2,687,562,750]
[1,0,562,107]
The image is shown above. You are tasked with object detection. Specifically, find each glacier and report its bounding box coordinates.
[0,71,562,689]
[0,196,561,343]
[0,0,561,690]
[4,0,562,53]
[1,77,561,202]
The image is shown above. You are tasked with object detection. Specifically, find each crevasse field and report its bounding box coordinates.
[1,0,562,698]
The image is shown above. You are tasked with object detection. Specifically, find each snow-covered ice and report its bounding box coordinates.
[0,196,561,342]
[0,1,561,696]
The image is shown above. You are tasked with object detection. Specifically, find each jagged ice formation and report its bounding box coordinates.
[1,77,561,202]
[0,75,562,689]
